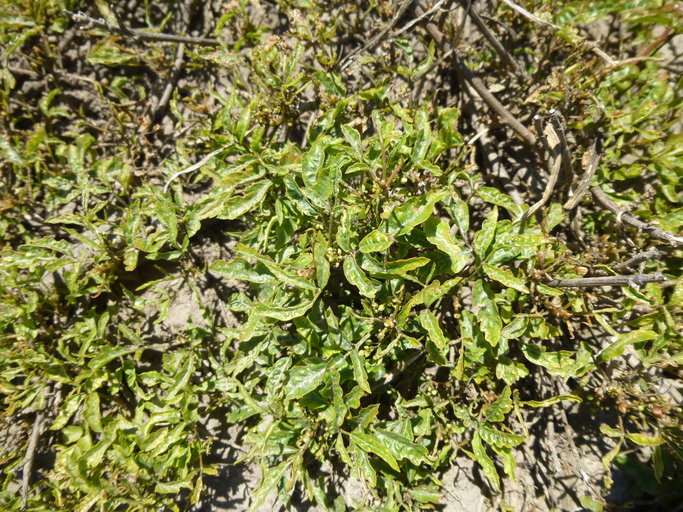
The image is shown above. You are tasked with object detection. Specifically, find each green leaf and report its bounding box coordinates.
[364,256,430,277]
[253,298,317,321]
[210,258,275,284]
[473,206,498,258]
[596,329,658,363]
[350,349,371,393]
[313,238,330,288]
[472,280,502,346]
[471,431,500,491]
[385,189,448,236]
[343,255,379,298]
[52,393,85,430]
[250,460,292,511]
[477,186,523,217]
[479,423,525,448]
[262,261,318,291]
[521,395,582,408]
[407,486,442,504]
[165,354,194,401]
[483,264,529,293]
[88,345,136,372]
[484,386,512,422]
[449,198,469,236]
[579,496,604,512]
[83,436,113,468]
[83,392,103,433]
[419,310,449,350]
[359,230,395,253]
[424,217,470,273]
[520,342,592,379]
[349,431,400,471]
[217,179,271,220]
[425,338,450,366]
[285,358,328,399]
[341,124,362,155]
[374,429,429,464]
[301,138,325,189]
[624,433,665,446]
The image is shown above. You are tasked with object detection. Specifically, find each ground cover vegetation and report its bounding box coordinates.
[0,0,681,510]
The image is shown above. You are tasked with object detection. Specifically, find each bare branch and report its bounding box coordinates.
[591,186,683,248]
[64,10,219,46]
[564,134,602,210]
[20,412,44,510]
[545,274,668,288]
[458,0,522,75]
[414,3,537,146]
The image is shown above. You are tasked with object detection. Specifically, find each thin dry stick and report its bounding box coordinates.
[545,273,668,288]
[518,117,562,221]
[591,186,683,248]
[163,146,229,193]
[339,0,415,70]
[20,412,44,510]
[64,10,219,46]
[564,135,602,210]
[499,0,616,65]
[415,3,537,146]
[459,0,522,75]
[614,248,662,272]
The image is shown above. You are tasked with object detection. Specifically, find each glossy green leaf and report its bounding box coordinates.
[349,431,400,471]
[473,206,498,258]
[301,138,325,189]
[217,180,271,220]
[477,186,523,217]
[484,386,512,422]
[624,433,665,446]
[419,310,449,350]
[385,189,448,236]
[479,423,525,448]
[350,349,371,393]
[359,230,394,253]
[424,217,469,273]
[374,429,428,463]
[471,431,500,491]
[522,395,582,408]
[285,358,328,399]
[83,392,102,433]
[343,255,379,298]
[253,298,317,321]
[483,264,529,293]
[210,258,275,284]
[313,238,330,288]
[250,460,292,511]
[596,329,657,363]
[472,280,501,346]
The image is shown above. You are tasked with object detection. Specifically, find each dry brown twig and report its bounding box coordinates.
[545,273,668,288]
[591,187,683,248]
[64,9,219,46]
[414,2,537,146]
[20,412,44,509]
[564,134,602,210]
[458,0,523,76]
[518,115,563,221]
